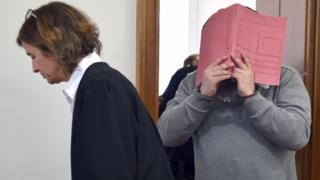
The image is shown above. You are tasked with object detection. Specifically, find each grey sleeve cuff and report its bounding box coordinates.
[243,91,273,117]
[244,91,272,107]
[185,89,213,112]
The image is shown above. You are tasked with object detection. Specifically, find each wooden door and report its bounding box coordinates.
[136,0,159,121]
[304,0,320,179]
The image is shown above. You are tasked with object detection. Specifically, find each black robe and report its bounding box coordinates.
[71,62,174,180]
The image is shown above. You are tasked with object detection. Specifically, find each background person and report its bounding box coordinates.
[159,54,199,180]
[159,54,199,115]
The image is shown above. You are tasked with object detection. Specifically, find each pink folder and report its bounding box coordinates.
[196,3,287,86]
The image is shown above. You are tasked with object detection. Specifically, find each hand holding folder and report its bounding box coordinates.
[196,3,287,87]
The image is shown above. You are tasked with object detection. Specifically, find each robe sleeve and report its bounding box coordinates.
[71,76,139,180]
[71,73,174,180]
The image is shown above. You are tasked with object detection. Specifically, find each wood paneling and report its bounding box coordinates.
[304,0,320,180]
[311,0,320,179]
[136,0,159,121]
[300,0,315,179]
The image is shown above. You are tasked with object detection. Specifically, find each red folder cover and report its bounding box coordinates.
[196,3,287,86]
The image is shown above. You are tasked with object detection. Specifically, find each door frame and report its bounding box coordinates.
[304,0,320,180]
[136,0,159,121]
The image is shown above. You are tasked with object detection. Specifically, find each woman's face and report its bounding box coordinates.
[22,41,70,84]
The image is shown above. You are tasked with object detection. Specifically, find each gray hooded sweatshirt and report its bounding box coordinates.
[157,66,311,180]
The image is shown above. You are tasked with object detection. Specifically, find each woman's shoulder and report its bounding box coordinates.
[79,62,135,92]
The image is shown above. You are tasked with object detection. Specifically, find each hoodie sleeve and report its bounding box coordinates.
[244,67,311,150]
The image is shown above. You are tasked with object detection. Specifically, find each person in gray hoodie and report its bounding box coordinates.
[157,54,311,180]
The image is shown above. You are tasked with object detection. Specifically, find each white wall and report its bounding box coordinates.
[280,0,306,75]
[0,0,136,180]
[159,0,189,94]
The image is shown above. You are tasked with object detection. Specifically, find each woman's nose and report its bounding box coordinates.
[32,60,39,73]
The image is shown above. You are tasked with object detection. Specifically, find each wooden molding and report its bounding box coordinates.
[304,0,316,95]
[298,1,314,180]
[304,0,320,180]
[136,0,159,121]
[311,0,320,179]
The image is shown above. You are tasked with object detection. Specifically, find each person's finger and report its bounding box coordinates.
[217,55,228,65]
[233,67,245,74]
[211,69,232,76]
[215,74,232,82]
[241,53,252,69]
[219,62,234,70]
[209,62,234,76]
[208,55,228,68]
[231,53,247,69]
